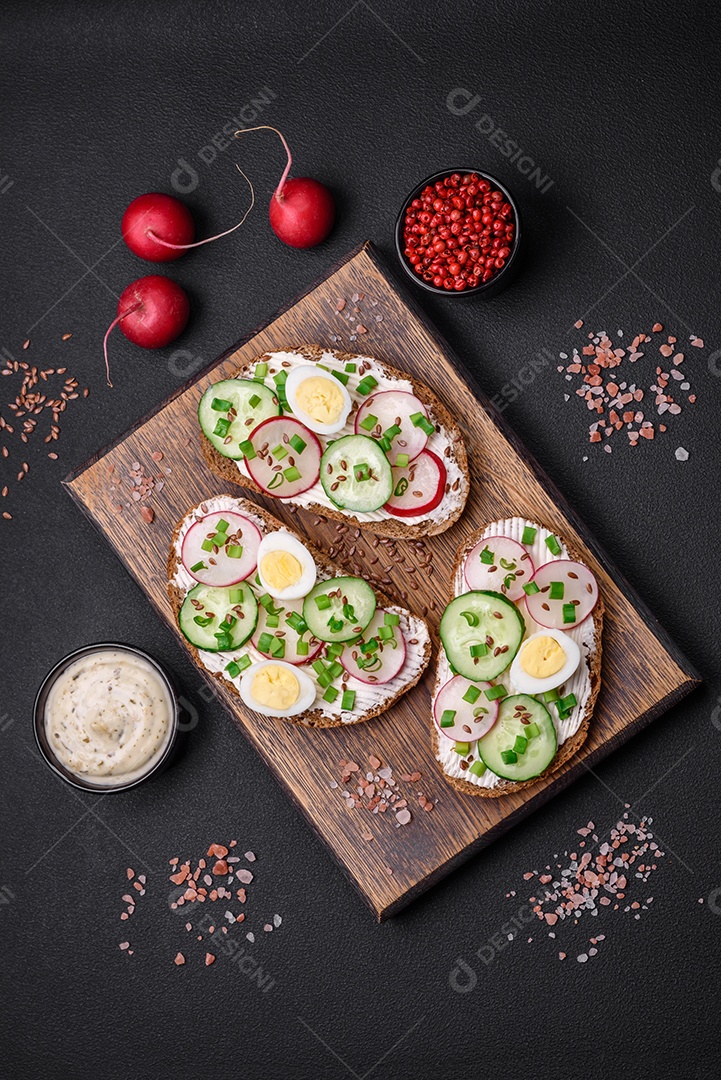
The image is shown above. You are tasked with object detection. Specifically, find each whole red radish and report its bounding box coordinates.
[122,193,195,262]
[121,169,255,262]
[103,275,190,387]
[235,125,335,248]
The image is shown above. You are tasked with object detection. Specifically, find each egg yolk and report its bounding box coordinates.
[520,636,566,679]
[251,665,300,710]
[295,376,344,425]
[260,550,303,592]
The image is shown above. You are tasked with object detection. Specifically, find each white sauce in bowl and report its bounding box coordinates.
[43,649,175,787]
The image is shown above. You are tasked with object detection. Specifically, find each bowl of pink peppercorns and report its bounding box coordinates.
[395,168,522,297]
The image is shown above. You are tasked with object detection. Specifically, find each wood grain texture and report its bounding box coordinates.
[64,241,700,921]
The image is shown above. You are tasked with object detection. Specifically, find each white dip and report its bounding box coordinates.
[44,649,174,786]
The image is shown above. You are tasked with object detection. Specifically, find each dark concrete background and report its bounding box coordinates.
[1,2,719,1077]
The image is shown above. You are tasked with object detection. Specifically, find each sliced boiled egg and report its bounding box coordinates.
[285,365,352,435]
[509,629,581,696]
[239,660,316,718]
[256,531,317,600]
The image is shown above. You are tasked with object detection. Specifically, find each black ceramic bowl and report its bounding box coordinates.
[33,642,182,793]
[394,168,522,298]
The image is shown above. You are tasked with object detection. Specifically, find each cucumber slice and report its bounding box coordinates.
[477,695,557,781]
[439,591,525,681]
[320,434,393,513]
[179,583,258,651]
[198,379,280,460]
[302,577,376,643]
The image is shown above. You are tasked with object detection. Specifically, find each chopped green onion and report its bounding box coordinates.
[265,614,279,629]
[525,721,540,738]
[357,375,378,395]
[473,706,489,718]
[229,587,244,604]
[211,397,233,412]
[269,637,285,658]
[258,593,275,611]
[470,643,488,658]
[296,640,309,657]
[332,369,350,385]
[227,544,243,559]
[345,362,356,373]
[341,689,356,711]
[485,684,507,700]
[327,661,344,680]
[190,560,205,573]
[271,443,288,460]
[545,534,562,556]
[342,603,355,621]
[395,453,409,468]
[480,546,495,565]
[410,412,435,436]
[359,413,378,432]
[248,393,261,409]
[312,658,327,676]
[257,632,274,653]
[238,439,256,459]
[521,525,537,545]
[201,538,214,552]
[214,634,232,650]
[453,742,470,755]
[283,466,301,483]
[325,642,344,659]
[213,418,231,438]
[289,433,307,454]
[378,625,394,641]
[460,610,479,627]
[378,436,392,453]
[315,594,332,611]
[562,603,577,624]
[254,362,268,381]
[193,614,213,627]
[462,685,481,704]
[223,614,237,629]
[225,660,241,678]
[384,611,400,626]
[500,749,517,765]
[383,424,402,441]
[549,581,565,600]
[559,693,577,712]
[523,581,540,595]
[286,612,308,634]
[209,530,227,546]
[513,735,528,755]
[543,688,560,703]
[469,759,487,777]
[273,370,288,386]
[267,473,284,490]
[359,637,378,654]
[327,616,344,634]
[354,463,370,482]
[440,709,457,728]
[317,670,333,688]
[323,685,339,703]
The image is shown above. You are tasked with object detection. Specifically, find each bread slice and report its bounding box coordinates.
[199,344,469,539]
[167,495,432,729]
[431,521,604,796]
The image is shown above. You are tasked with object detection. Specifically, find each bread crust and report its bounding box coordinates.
[167,496,432,728]
[431,523,604,796]
[199,344,470,539]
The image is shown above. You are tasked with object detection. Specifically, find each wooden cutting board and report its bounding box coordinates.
[64,241,699,921]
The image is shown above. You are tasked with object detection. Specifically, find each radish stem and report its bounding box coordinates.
[103,303,141,388]
[234,125,292,200]
[147,167,255,250]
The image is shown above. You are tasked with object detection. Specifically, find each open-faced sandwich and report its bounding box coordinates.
[167,496,432,727]
[431,518,603,795]
[197,345,469,538]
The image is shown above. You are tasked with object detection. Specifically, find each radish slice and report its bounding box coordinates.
[525,559,599,629]
[245,416,321,498]
[251,596,323,666]
[464,536,534,602]
[181,512,261,586]
[384,449,446,518]
[339,610,407,685]
[433,675,498,742]
[354,391,429,466]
